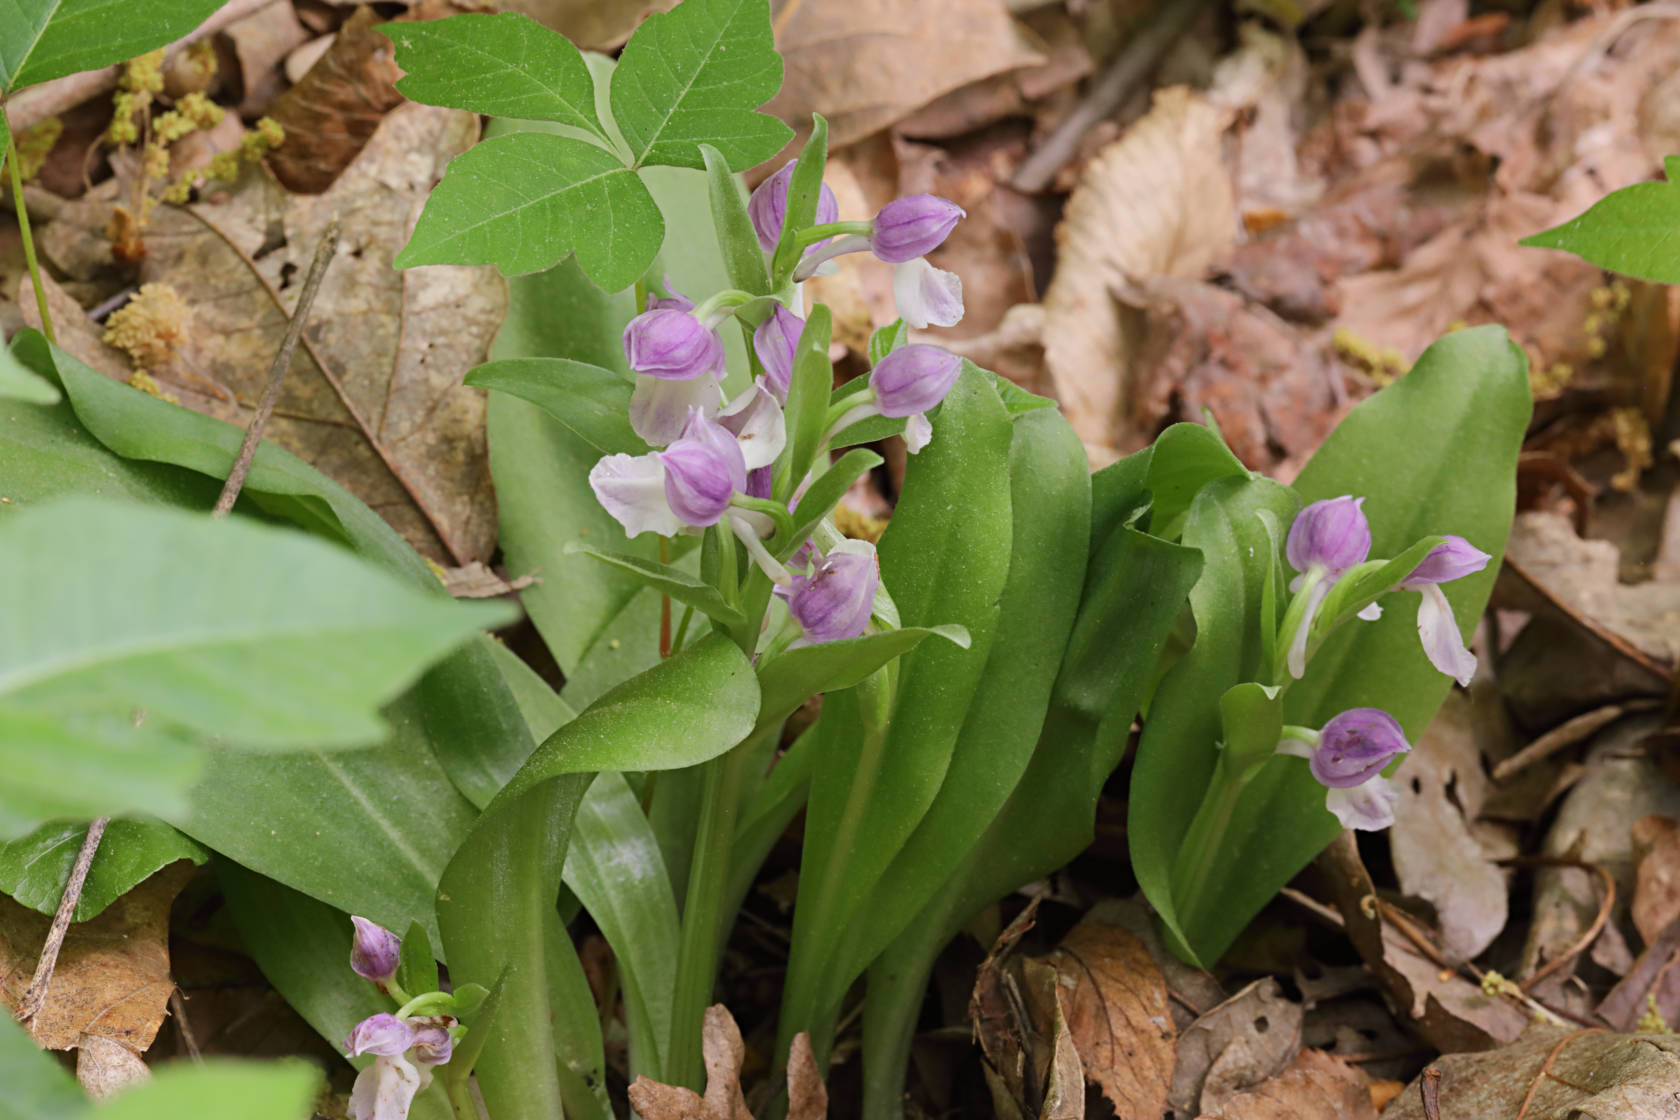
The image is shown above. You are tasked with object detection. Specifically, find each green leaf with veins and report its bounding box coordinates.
[610,0,791,171]
[382,14,606,138]
[1520,156,1680,284]
[394,133,663,291]
[0,0,224,93]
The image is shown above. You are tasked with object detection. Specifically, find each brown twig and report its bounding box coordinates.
[1010,0,1214,193]
[16,817,109,1023]
[1498,856,1616,991]
[1420,1067,1442,1120]
[212,218,340,517]
[169,988,202,1061]
[1491,700,1660,781]
[1513,1028,1605,1120]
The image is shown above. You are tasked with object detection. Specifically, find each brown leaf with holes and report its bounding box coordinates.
[0,862,192,1051]
[266,6,404,195]
[1196,1049,1376,1120]
[128,101,503,564]
[627,1005,824,1120]
[1047,915,1175,1119]
[1169,978,1303,1116]
[767,0,1045,151]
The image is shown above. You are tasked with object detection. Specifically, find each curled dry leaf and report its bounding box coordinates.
[1194,1048,1376,1120]
[134,101,503,565]
[0,861,193,1052]
[265,6,404,195]
[1168,978,1302,1117]
[1045,912,1175,1119]
[1599,908,1680,1034]
[767,0,1046,150]
[1632,816,1680,946]
[971,903,1086,1120]
[1381,1030,1680,1120]
[1040,87,1236,464]
[219,0,309,116]
[626,1005,826,1120]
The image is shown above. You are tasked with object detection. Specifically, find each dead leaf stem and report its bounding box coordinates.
[16,817,109,1024]
[213,217,340,517]
[1419,1066,1442,1120]
[1513,1029,1606,1120]
[1497,856,1616,992]
[1011,0,1213,192]
[1491,701,1660,782]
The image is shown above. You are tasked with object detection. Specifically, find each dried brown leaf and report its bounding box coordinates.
[1195,1048,1376,1120]
[498,0,675,53]
[220,0,309,116]
[76,1034,150,1099]
[627,1005,821,1120]
[265,6,404,195]
[786,1032,827,1120]
[1633,816,1680,946]
[1381,1031,1680,1120]
[1047,915,1175,1119]
[1169,978,1302,1116]
[0,862,192,1052]
[134,102,504,565]
[768,0,1045,150]
[1041,87,1235,462]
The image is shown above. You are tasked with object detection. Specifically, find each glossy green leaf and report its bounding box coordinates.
[1143,422,1249,538]
[0,0,224,92]
[610,0,791,171]
[1218,682,1284,769]
[95,1062,319,1120]
[0,817,205,921]
[466,359,643,456]
[0,342,58,404]
[0,1015,81,1120]
[755,625,969,732]
[1519,157,1680,283]
[700,143,770,294]
[383,14,605,137]
[769,115,828,283]
[866,319,908,366]
[783,367,1014,1042]
[1129,475,1299,959]
[397,920,439,998]
[824,402,1090,1018]
[567,546,747,630]
[447,973,504,1079]
[396,133,663,291]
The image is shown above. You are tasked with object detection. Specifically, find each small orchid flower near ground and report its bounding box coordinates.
[345,1011,460,1120]
[826,344,964,454]
[1277,708,1411,830]
[749,159,839,254]
[349,916,401,995]
[1399,535,1491,686]
[791,194,967,281]
[779,539,880,647]
[752,305,804,402]
[1281,495,1372,679]
[623,289,754,445]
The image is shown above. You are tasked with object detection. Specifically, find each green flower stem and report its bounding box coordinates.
[794,220,872,248]
[442,1072,478,1120]
[6,133,54,345]
[1169,758,1256,946]
[690,288,756,326]
[731,495,796,543]
[665,731,761,1089]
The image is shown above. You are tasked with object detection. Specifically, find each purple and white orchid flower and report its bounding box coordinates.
[1276,707,1410,830]
[345,1011,457,1120]
[1283,496,1374,679]
[1399,535,1490,687]
[782,539,879,645]
[826,344,964,454]
[892,257,964,330]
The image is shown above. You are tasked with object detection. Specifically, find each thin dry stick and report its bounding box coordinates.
[1420,1067,1442,1120]
[1513,1028,1604,1120]
[1499,856,1616,991]
[1491,700,1659,781]
[16,816,110,1023]
[1010,0,1213,192]
[168,988,203,1061]
[212,218,340,517]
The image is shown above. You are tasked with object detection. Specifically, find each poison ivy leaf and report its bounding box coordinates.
[0,343,58,404]
[395,133,663,291]
[1520,157,1680,284]
[0,0,224,93]
[610,0,791,171]
[0,817,206,922]
[383,13,605,137]
[466,359,643,456]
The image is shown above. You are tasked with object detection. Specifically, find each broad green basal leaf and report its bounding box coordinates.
[0,817,205,922]
[0,342,58,404]
[1520,157,1680,284]
[383,13,605,138]
[610,0,791,171]
[0,0,223,93]
[395,133,662,291]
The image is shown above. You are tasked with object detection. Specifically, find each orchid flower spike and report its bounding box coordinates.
[782,539,879,645]
[752,305,804,402]
[623,303,729,445]
[869,195,966,263]
[1276,708,1410,830]
[1399,535,1490,687]
[349,917,401,991]
[345,1012,455,1120]
[1282,496,1372,679]
[828,344,963,454]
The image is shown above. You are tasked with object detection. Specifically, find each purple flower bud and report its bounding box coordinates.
[787,541,878,644]
[748,160,840,252]
[1401,535,1490,588]
[746,465,774,500]
[752,306,804,402]
[1286,496,1371,576]
[408,1017,455,1067]
[349,916,401,986]
[347,1013,415,1057]
[869,194,965,263]
[1310,708,1409,789]
[659,411,746,527]
[869,344,962,418]
[623,309,725,381]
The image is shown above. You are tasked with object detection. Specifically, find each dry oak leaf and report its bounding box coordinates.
[627,1005,827,1120]
[220,0,309,116]
[77,1033,151,1099]
[140,101,505,565]
[0,861,193,1052]
[1041,87,1236,464]
[1381,1030,1680,1120]
[1194,1048,1376,1120]
[766,0,1045,151]
[971,903,1085,1120]
[1046,914,1175,1120]
[1168,978,1302,1117]
[1633,816,1680,946]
